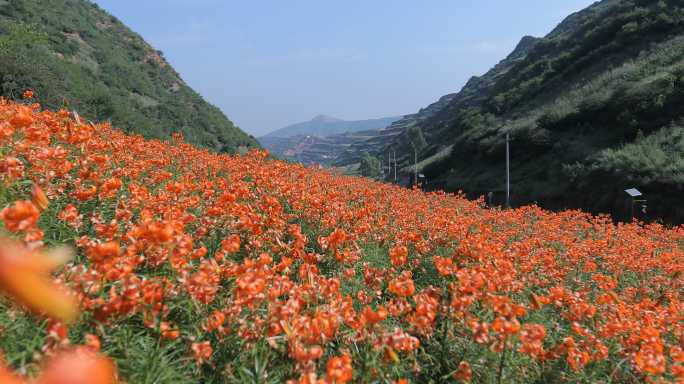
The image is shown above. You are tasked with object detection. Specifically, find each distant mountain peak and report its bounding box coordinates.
[311,114,343,123]
[259,115,403,162]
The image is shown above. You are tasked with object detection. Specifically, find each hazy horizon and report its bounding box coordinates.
[92,0,596,136]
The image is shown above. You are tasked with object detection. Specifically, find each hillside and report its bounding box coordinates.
[333,92,462,167]
[259,114,401,164]
[348,0,684,223]
[0,0,258,153]
[260,130,383,166]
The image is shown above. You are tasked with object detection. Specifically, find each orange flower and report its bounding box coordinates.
[57,204,81,227]
[326,354,353,383]
[518,323,546,357]
[0,360,25,384]
[0,237,79,323]
[634,343,666,376]
[432,256,454,276]
[87,241,120,263]
[32,184,49,211]
[71,185,97,201]
[204,311,226,333]
[22,90,34,99]
[1,200,40,232]
[159,322,180,340]
[388,272,415,297]
[389,245,408,267]
[492,317,521,335]
[292,343,323,363]
[361,305,388,326]
[99,178,122,199]
[221,234,241,254]
[36,347,117,384]
[9,106,34,128]
[85,334,102,351]
[469,321,489,344]
[453,361,472,382]
[388,328,420,352]
[191,341,213,365]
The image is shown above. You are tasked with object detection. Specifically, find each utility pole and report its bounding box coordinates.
[505,132,510,208]
[388,152,391,181]
[393,150,397,182]
[414,146,418,187]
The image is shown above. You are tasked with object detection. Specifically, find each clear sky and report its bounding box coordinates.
[92,0,597,136]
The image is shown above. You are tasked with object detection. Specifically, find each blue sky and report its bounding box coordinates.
[93,0,597,136]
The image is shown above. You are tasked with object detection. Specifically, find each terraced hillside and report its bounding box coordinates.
[260,115,400,165]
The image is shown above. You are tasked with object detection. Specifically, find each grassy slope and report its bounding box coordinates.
[0,0,259,153]
[376,0,684,223]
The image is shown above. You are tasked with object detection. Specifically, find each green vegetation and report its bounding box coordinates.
[592,127,684,184]
[358,153,381,179]
[0,0,258,153]
[368,0,684,223]
[406,126,427,153]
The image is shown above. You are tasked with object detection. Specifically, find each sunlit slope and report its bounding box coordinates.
[0,0,258,152]
[0,98,683,382]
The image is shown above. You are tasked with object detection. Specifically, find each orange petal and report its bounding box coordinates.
[0,238,79,323]
[0,362,26,384]
[32,184,50,211]
[36,347,117,384]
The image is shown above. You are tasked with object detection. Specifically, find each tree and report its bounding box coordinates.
[407,126,427,152]
[406,126,427,185]
[359,153,381,179]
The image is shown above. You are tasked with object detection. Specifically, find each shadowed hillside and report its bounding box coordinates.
[345,0,684,223]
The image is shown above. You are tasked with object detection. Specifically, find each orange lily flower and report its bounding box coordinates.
[36,347,117,384]
[32,184,50,211]
[0,237,79,323]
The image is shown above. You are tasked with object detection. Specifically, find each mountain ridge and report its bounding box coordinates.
[309,114,343,124]
[262,114,402,139]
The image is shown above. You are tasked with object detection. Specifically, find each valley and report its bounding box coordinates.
[1,1,684,383]
[259,115,401,166]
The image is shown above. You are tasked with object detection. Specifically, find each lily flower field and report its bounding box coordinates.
[0,95,683,383]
